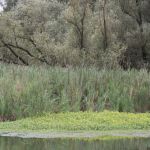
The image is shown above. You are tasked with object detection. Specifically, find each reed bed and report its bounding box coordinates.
[0,64,150,119]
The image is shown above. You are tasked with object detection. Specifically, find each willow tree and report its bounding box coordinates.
[119,0,150,68]
[0,0,66,65]
[65,0,92,51]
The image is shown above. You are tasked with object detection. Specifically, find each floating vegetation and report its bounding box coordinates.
[0,111,150,131]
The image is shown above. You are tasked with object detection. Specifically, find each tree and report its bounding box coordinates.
[2,0,18,11]
[65,0,92,51]
[97,0,109,51]
[0,0,66,65]
[119,0,150,68]
[0,0,150,69]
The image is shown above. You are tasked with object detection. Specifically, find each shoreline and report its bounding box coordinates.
[0,112,150,135]
[0,111,150,140]
[0,131,150,139]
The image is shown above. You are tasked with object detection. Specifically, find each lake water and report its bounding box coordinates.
[0,136,150,150]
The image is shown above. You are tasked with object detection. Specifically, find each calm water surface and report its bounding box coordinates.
[0,136,150,150]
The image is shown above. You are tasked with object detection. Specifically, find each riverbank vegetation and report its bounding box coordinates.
[0,0,150,134]
[0,112,150,131]
[0,64,150,120]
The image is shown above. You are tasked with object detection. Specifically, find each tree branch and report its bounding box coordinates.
[1,40,29,65]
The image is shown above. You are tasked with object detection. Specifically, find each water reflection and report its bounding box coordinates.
[0,136,150,150]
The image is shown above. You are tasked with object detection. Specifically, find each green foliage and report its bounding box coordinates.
[1,0,150,68]
[0,111,150,131]
[0,64,150,119]
[0,0,67,66]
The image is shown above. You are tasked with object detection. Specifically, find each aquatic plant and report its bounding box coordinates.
[0,111,150,131]
[0,64,150,119]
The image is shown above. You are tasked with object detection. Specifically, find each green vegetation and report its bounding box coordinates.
[1,0,150,69]
[0,112,150,131]
[0,64,150,119]
[0,1,150,141]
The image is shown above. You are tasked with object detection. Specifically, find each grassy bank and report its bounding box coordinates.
[0,64,150,119]
[0,112,150,132]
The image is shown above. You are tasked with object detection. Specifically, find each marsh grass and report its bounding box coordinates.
[0,64,150,119]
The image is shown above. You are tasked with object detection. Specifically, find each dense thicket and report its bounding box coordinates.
[0,0,150,69]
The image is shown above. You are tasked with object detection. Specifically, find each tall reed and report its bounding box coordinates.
[0,64,150,119]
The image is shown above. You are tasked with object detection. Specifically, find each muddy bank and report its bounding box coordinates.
[0,131,150,139]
